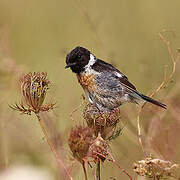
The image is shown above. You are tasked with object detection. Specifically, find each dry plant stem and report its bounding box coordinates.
[92,169,98,180]
[35,113,73,180]
[82,162,88,180]
[96,161,101,180]
[70,95,85,121]
[95,151,133,180]
[137,109,146,156]
[107,151,133,180]
[111,160,133,180]
[154,175,159,180]
[136,30,179,156]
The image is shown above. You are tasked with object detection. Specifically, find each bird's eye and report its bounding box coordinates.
[77,54,82,59]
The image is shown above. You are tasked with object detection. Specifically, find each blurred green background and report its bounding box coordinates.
[0,0,180,179]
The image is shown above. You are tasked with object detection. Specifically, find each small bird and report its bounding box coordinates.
[65,46,167,112]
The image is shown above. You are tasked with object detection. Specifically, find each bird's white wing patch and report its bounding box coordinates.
[115,71,123,78]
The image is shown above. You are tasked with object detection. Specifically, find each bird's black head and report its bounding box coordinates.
[65,46,90,74]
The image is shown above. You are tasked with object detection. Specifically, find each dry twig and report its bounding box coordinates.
[136,30,180,156]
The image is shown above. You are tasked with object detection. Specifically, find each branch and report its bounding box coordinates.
[36,113,73,180]
[136,29,180,155]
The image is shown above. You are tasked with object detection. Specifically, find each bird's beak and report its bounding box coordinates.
[65,62,76,69]
[65,64,71,69]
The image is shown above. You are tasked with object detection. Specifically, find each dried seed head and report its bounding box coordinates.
[88,134,109,162]
[83,103,121,139]
[68,126,95,164]
[133,157,180,179]
[10,72,55,114]
[20,72,49,111]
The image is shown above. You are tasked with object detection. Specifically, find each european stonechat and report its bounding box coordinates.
[65,46,166,112]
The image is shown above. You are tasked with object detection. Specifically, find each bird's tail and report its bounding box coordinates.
[139,93,167,109]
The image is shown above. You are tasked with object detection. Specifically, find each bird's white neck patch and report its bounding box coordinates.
[84,54,96,73]
[88,54,96,66]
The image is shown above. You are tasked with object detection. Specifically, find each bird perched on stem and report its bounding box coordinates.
[65,46,166,112]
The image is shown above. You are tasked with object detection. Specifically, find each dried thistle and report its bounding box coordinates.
[83,103,121,139]
[10,72,72,180]
[133,157,180,179]
[68,125,95,164]
[10,72,55,114]
[88,134,109,162]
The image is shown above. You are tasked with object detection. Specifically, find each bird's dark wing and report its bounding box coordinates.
[92,59,125,74]
[92,59,137,92]
[92,59,167,109]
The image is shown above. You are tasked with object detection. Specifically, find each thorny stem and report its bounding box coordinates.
[96,160,101,180]
[82,161,88,180]
[136,30,179,156]
[35,113,73,180]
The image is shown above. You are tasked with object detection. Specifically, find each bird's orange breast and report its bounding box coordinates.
[77,74,95,93]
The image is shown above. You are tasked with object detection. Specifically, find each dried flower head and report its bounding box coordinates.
[133,157,180,179]
[11,72,55,114]
[88,134,109,162]
[83,103,121,139]
[68,126,95,164]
